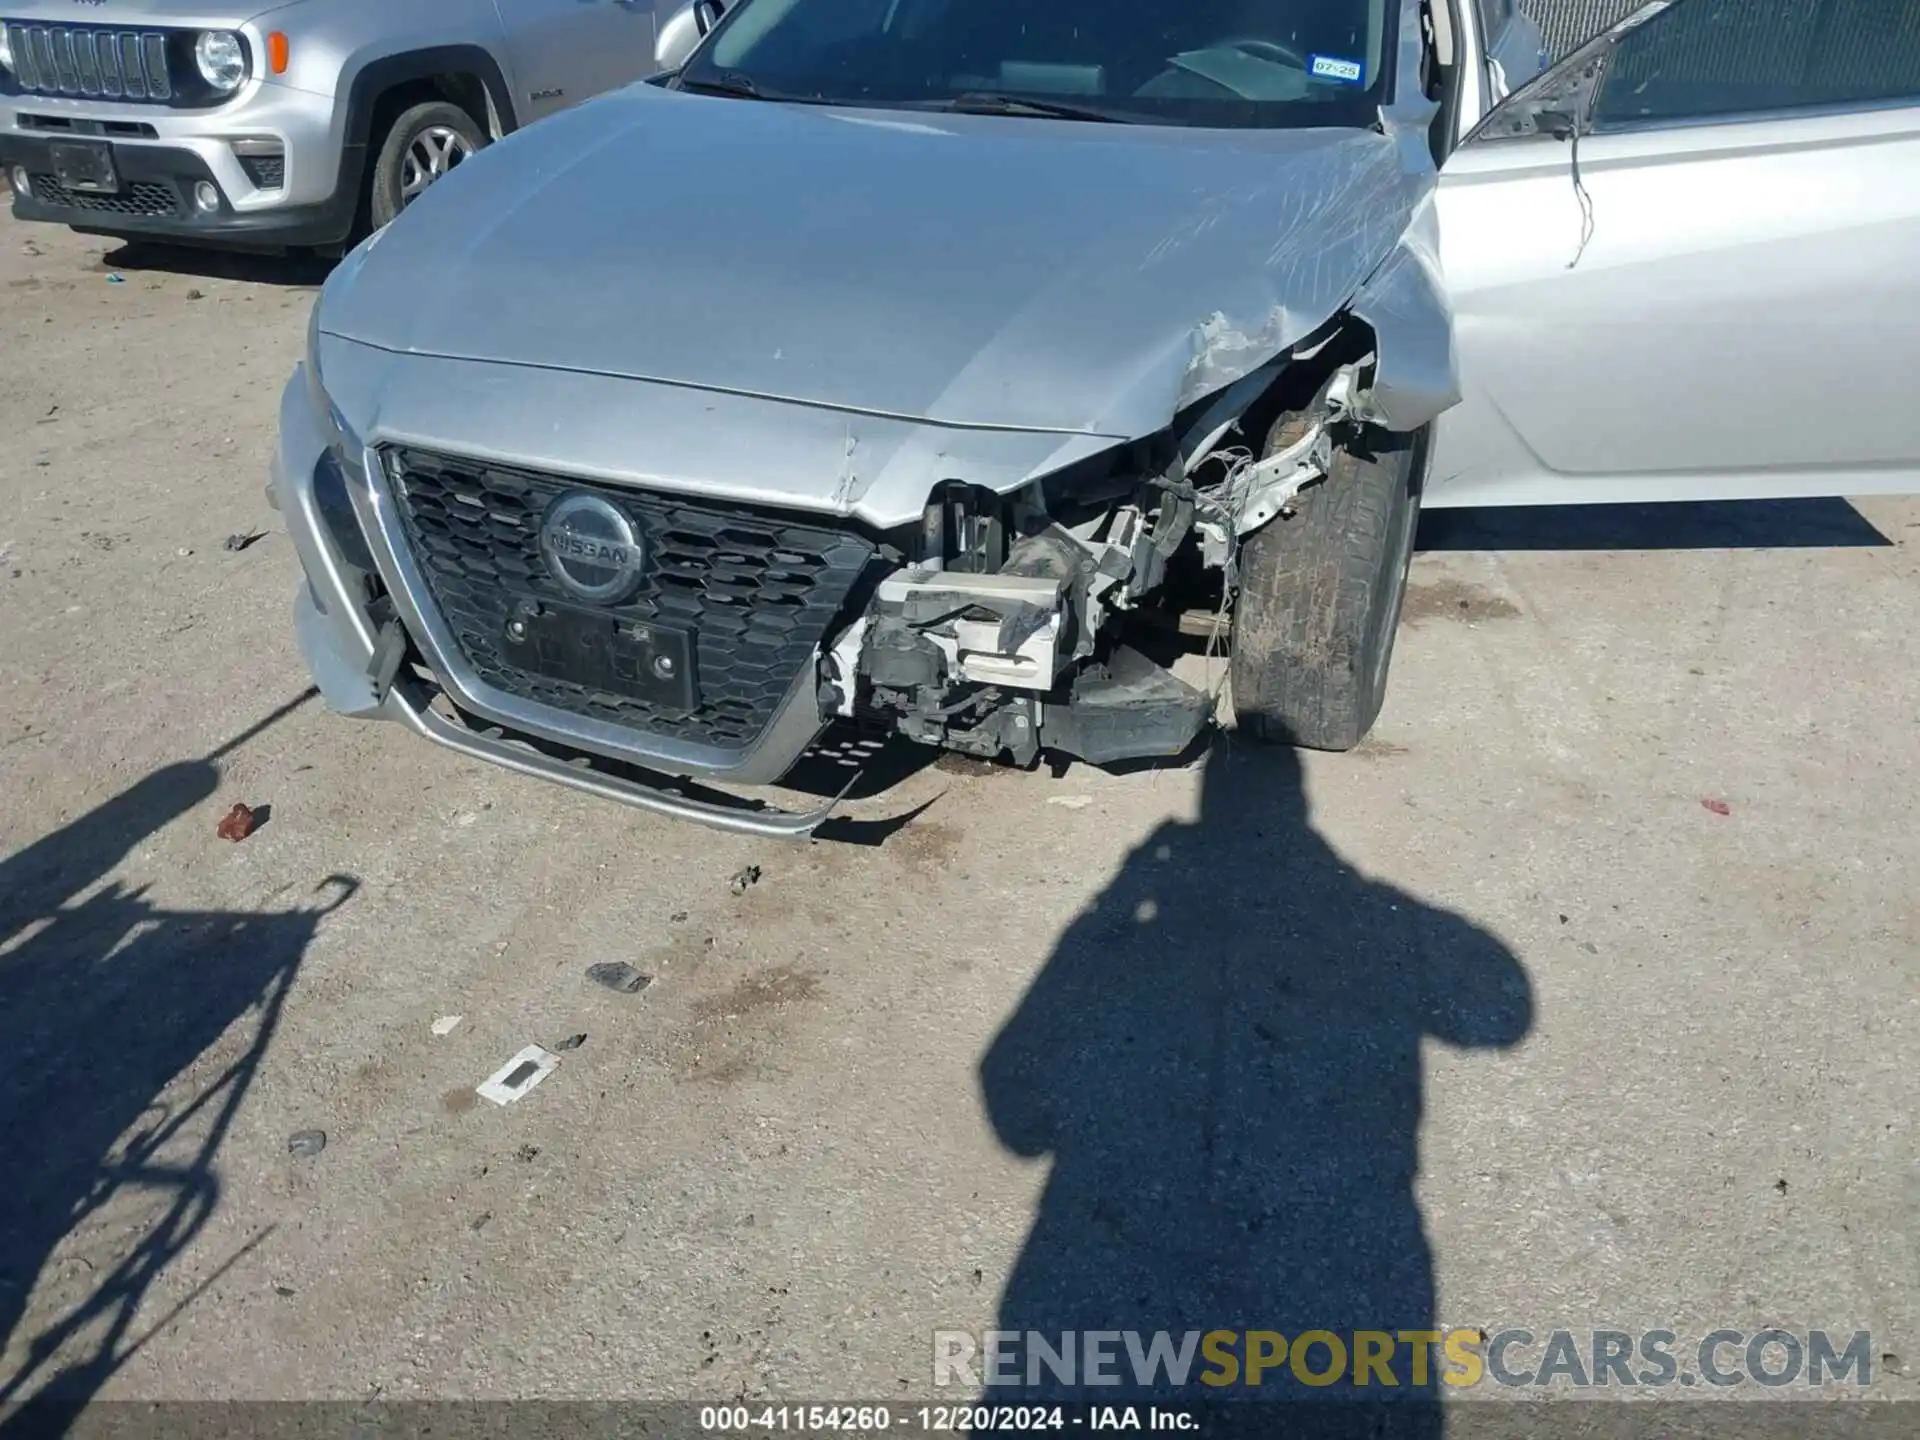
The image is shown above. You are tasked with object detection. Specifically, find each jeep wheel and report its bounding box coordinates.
[1228,418,1427,752]
[368,101,486,232]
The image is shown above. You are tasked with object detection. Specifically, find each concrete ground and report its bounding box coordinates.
[0,212,1915,1411]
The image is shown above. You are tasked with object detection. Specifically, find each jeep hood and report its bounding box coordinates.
[1,0,284,23]
[320,81,1446,443]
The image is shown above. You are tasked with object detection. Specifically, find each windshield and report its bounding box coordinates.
[683,0,1396,129]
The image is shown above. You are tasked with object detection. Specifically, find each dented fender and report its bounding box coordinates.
[1347,193,1461,433]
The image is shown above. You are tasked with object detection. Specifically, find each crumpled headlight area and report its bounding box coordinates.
[304,303,338,424]
[302,305,377,574]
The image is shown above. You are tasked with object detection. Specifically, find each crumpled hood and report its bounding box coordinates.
[321,83,1433,439]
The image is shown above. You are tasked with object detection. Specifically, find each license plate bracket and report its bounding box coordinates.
[501,604,697,713]
[47,140,119,195]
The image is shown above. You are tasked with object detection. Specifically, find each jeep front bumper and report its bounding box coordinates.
[1,78,355,247]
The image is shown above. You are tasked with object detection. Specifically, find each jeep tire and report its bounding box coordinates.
[368,100,487,233]
[1229,417,1427,752]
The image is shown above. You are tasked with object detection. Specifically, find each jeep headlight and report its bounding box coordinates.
[0,25,16,77]
[195,31,248,94]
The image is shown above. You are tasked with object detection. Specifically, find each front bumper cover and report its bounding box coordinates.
[271,371,850,838]
[0,133,356,246]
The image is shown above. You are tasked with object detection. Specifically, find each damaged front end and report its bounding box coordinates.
[840,477,1213,770]
[280,0,1464,833]
[821,316,1410,773]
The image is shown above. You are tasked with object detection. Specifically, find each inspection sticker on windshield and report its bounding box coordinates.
[1309,54,1366,85]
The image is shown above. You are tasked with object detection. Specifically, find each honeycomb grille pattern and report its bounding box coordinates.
[239,154,285,190]
[29,175,178,216]
[386,448,876,752]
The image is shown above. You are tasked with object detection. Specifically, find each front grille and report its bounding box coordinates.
[387,449,878,753]
[238,154,285,190]
[4,24,174,102]
[28,173,178,216]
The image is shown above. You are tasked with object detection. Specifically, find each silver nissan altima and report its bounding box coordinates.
[273,0,1920,835]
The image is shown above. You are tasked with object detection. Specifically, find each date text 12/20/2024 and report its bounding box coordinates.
[700,1406,1194,1432]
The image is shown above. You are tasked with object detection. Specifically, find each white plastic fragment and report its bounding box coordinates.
[431,1015,463,1037]
[476,1045,559,1107]
[1047,795,1095,810]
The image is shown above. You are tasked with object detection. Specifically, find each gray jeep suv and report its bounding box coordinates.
[0,0,682,250]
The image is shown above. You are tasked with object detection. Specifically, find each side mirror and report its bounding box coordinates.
[655,0,727,73]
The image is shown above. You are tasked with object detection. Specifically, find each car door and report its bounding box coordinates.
[1426,0,1920,508]
[495,0,671,123]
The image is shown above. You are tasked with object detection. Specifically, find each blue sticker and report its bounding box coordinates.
[1308,53,1366,85]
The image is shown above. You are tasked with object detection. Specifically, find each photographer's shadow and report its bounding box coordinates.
[981,743,1533,1420]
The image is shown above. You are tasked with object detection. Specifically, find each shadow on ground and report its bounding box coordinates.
[980,742,1533,1430]
[0,691,355,1422]
[1418,497,1889,552]
[97,241,335,290]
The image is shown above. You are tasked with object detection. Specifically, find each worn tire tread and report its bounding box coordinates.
[1230,421,1425,752]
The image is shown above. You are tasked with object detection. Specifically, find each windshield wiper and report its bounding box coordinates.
[676,71,769,100]
[942,92,1141,124]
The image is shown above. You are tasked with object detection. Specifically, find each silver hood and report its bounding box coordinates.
[317,5,1455,526]
[323,82,1442,438]
[0,0,284,23]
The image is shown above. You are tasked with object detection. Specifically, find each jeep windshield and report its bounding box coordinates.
[680,0,1396,129]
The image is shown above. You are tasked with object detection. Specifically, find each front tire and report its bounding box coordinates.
[1229,418,1427,752]
[367,101,486,232]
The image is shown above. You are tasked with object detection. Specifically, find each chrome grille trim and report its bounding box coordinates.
[4,24,173,104]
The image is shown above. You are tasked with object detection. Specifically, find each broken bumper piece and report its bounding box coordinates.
[843,548,1212,770]
[290,580,845,839]
[391,671,844,839]
[1039,645,1212,767]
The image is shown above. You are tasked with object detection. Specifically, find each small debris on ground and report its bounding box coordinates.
[186,288,205,300]
[476,1044,559,1107]
[286,1129,327,1159]
[470,1212,492,1232]
[1701,797,1732,816]
[21,239,41,257]
[586,961,652,995]
[216,802,259,841]
[223,530,265,553]
[273,1285,296,1298]
[106,274,124,284]
[514,1144,541,1163]
[430,1015,463,1037]
[1774,1177,1789,1196]
[1046,795,1094,810]
[554,1033,587,1051]
[175,547,194,558]
[729,865,762,896]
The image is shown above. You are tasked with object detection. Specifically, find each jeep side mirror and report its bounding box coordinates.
[656,0,727,73]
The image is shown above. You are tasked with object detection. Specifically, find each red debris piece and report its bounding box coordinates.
[217,802,259,841]
[1700,798,1732,817]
